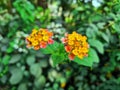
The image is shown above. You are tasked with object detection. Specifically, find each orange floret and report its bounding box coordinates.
[26,28,54,50]
[61,31,89,60]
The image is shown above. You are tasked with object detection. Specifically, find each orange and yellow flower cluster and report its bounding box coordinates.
[61,31,89,60]
[26,28,54,50]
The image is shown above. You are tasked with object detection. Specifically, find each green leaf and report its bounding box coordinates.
[53,83,59,90]
[26,56,35,66]
[6,46,14,53]
[89,14,103,22]
[9,68,23,85]
[90,48,99,63]
[0,75,7,84]
[101,32,109,43]
[118,77,120,84]
[86,28,96,38]
[113,3,120,13]
[13,0,35,23]
[39,60,48,68]
[9,54,21,64]
[40,45,53,54]
[2,55,10,65]
[30,63,42,77]
[89,39,104,54]
[86,24,99,38]
[97,22,105,29]
[46,42,67,66]
[40,41,59,54]
[18,83,27,90]
[112,22,120,34]
[73,48,99,67]
[51,53,65,66]
[116,53,120,61]
[34,75,46,88]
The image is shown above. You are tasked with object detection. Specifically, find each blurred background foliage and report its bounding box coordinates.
[0,0,120,90]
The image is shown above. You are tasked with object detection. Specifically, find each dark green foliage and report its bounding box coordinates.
[0,0,120,90]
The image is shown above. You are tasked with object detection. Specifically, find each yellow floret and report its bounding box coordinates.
[78,54,84,59]
[72,31,77,35]
[68,40,74,45]
[43,35,49,41]
[32,40,39,46]
[41,29,48,35]
[72,49,78,55]
[76,34,82,41]
[30,38,35,42]
[68,34,75,40]
[32,29,38,35]
[74,41,80,47]
[82,36,87,41]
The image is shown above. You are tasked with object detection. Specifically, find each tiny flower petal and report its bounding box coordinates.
[69,53,75,60]
[61,37,67,43]
[65,33,68,37]
[26,44,31,48]
[48,32,53,37]
[48,38,54,44]
[40,41,47,48]
[34,45,40,50]
[65,45,72,52]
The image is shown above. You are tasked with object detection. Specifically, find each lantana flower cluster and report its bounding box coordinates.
[26,29,89,61]
[61,31,89,60]
[26,28,54,50]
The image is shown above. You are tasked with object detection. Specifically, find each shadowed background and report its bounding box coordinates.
[0,0,120,90]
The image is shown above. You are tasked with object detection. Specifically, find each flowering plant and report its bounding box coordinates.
[26,29,99,67]
[61,31,89,60]
[26,28,54,50]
